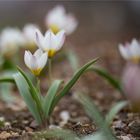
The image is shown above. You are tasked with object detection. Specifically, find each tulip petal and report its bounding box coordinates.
[55,30,65,50]
[130,39,140,57]
[65,14,78,35]
[35,29,46,50]
[34,49,43,58]
[30,55,38,70]
[38,52,48,69]
[119,44,130,59]
[24,51,31,69]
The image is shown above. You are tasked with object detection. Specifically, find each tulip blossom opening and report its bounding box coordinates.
[45,5,78,35]
[0,27,25,57]
[23,23,38,50]
[35,29,65,58]
[24,49,48,76]
[119,39,140,63]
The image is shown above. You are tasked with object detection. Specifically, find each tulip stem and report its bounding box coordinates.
[48,58,52,85]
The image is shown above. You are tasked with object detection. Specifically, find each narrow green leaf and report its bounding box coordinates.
[76,93,105,129]
[17,67,43,112]
[0,77,15,83]
[50,58,99,114]
[66,50,79,72]
[34,129,79,140]
[87,67,124,95]
[82,132,107,140]
[43,80,63,117]
[0,83,15,102]
[13,73,42,124]
[76,93,117,140]
[106,101,128,125]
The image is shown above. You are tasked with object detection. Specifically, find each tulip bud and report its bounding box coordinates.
[24,49,48,76]
[122,62,140,111]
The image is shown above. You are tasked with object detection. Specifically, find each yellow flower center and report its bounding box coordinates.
[48,49,56,58]
[49,24,60,34]
[31,68,42,76]
[130,57,140,64]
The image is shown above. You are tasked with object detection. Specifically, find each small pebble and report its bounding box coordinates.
[4,122,11,127]
[120,136,130,140]
[0,117,5,122]
[30,120,38,128]
[60,110,70,122]
[49,124,61,129]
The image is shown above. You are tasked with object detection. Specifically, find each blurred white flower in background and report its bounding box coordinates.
[119,39,140,63]
[24,49,48,76]
[0,27,25,57]
[119,39,140,111]
[23,23,38,50]
[35,29,65,58]
[122,63,140,111]
[45,5,78,35]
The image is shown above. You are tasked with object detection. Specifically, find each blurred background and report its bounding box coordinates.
[0,1,140,73]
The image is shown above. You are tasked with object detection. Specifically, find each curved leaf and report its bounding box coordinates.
[106,101,128,125]
[0,77,15,83]
[87,67,124,95]
[50,58,99,114]
[13,73,42,124]
[76,93,117,140]
[35,129,79,140]
[43,80,63,117]
[17,67,43,112]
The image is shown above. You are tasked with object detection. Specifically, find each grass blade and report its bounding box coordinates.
[13,73,42,124]
[106,101,128,125]
[43,80,63,117]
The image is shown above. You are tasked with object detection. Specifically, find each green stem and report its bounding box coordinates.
[48,58,52,85]
[36,77,41,101]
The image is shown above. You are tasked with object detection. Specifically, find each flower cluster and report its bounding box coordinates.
[0,5,77,58]
[24,29,65,75]
[0,24,38,57]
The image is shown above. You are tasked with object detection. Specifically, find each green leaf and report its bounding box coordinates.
[106,101,128,125]
[0,77,15,83]
[76,93,117,140]
[13,73,42,124]
[43,80,63,117]
[17,67,43,113]
[66,50,79,72]
[50,58,99,114]
[75,93,105,129]
[87,67,124,95]
[82,132,107,140]
[0,83,15,102]
[34,129,79,140]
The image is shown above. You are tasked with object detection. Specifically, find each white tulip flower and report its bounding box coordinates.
[0,27,25,57]
[23,23,38,49]
[45,5,78,35]
[35,29,65,58]
[119,39,140,63]
[24,49,48,76]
